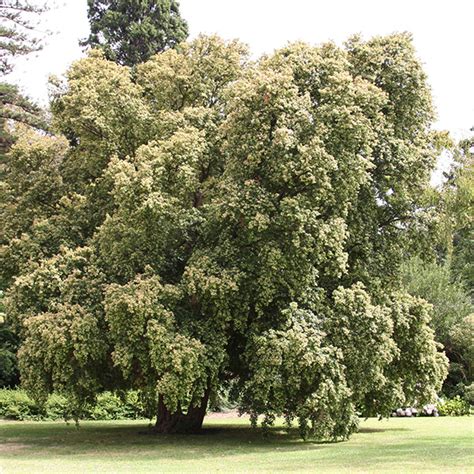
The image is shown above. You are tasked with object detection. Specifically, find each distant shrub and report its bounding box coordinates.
[45,393,73,420]
[89,392,125,420]
[88,392,151,420]
[121,390,155,419]
[437,396,470,416]
[0,389,150,421]
[464,383,474,405]
[0,389,40,420]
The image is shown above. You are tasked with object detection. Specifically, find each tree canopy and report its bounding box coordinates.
[82,0,189,66]
[3,34,448,439]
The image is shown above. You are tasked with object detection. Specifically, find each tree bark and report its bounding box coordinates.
[153,390,210,434]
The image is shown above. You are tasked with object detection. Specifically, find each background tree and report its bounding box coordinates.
[0,98,51,387]
[0,0,50,388]
[401,134,474,402]
[0,290,19,387]
[5,34,448,439]
[0,0,49,158]
[401,257,473,399]
[442,134,474,293]
[0,0,48,75]
[82,0,189,66]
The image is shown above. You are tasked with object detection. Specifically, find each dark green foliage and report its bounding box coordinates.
[449,136,474,294]
[402,142,474,401]
[401,258,472,342]
[401,258,473,399]
[437,396,471,416]
[0,291,19,387]
[447,317,474,401]
[452,225,474,296]
[0,323,19,387]
[82,0,188,66]
[435,134,474,293]
[0,389,151,421]
[0,325,19,387]
[0,389,38,419]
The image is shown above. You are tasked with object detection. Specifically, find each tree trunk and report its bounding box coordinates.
[153,390,210,434]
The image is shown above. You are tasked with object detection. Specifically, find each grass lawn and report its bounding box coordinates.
[1,414,473,473]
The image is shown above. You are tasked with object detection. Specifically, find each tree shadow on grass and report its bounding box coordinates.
[0,420,413,462]
[358,427,410,433]
[0,422,328,456]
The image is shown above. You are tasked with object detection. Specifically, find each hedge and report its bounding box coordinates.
[1,389,470,421]
[0,389,151,421]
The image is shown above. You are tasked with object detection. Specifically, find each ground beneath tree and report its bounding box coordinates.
[207,409,240,419]
[0,416,472,473]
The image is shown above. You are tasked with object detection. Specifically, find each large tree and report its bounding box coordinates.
[5,34,448,439]
[82,0,189,66]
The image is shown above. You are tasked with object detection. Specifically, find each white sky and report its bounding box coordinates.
[6,0,474,141]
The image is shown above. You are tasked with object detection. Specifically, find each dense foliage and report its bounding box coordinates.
[402,258,473,400]
[1,388,467,422]
[401,139,473,402]
[0,291,19,387]
[0,2,50,388]
[441,135,474,293]
[0,83,48,158]
[437,396,471,416]
[82,0,189,66]
[0,389,150,421]
[2,34,448,439]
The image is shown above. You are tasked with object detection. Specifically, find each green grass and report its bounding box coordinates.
[1,415,473,473]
